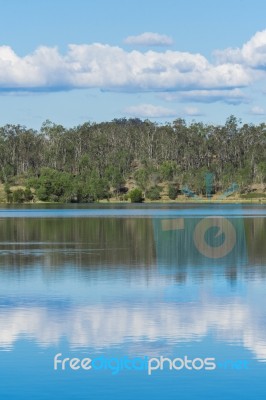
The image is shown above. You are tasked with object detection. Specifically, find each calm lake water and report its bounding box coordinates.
[0,204,265,399]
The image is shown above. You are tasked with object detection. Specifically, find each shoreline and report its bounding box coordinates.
[0,199,265,205]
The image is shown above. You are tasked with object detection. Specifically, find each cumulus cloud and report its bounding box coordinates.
[214,29,266,69]
[124,32,173,46]
[0,43,251,93]
[124,103,176,118]
[3,28,266,109]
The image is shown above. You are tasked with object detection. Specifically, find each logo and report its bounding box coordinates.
[153,214,247,274]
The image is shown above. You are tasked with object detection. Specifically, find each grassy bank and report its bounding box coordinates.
[0,183,265,204]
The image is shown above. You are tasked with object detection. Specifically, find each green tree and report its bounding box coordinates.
[168,185,179,200]
[104,165,124,197]
[146,186,161,200]
[160,161,178,181]
[134,168,150,195]
[13,189,25,203]
[24,187,34,202]
[4,183,13,203]
[129,188,143,203]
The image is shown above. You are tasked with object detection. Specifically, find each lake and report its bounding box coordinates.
[0,204,265,399]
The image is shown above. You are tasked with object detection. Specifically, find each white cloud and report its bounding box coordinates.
[159,89,249,105]
[249,106,266,115]
[124,103,176,118]
[0,43,251,93]
[124,32,173,46]
[0,301,266,362]
[183,106,203,116]
[214,29,266,69]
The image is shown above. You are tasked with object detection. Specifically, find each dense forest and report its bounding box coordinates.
[0,115,265,203]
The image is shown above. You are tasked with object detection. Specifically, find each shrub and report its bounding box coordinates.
[123,193,129,201]
[32,168,74,202]
[24,188,34,202]
[159,161,178,181]
[129,188,143,203]
[12,189,25,203]
[4,184,13,203]
[36,187,49,201]
[76,177,110,203]
[168,185,179,200]
[146,186,161,200]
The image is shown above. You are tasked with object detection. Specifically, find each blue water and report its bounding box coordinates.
[0,203,265,217]
[0,205,265,399]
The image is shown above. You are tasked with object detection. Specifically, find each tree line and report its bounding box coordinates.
[0,116,265,202]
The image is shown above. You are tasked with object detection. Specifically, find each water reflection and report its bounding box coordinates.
[0,299,266,363]
[0,210,265,367]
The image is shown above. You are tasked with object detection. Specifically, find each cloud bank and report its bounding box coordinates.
[0,42,252,93]
[1,29,266,115]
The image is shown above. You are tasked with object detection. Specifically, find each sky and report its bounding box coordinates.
[1,0,266,129]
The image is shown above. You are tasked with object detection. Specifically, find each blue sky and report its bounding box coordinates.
[1,0,266,128]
